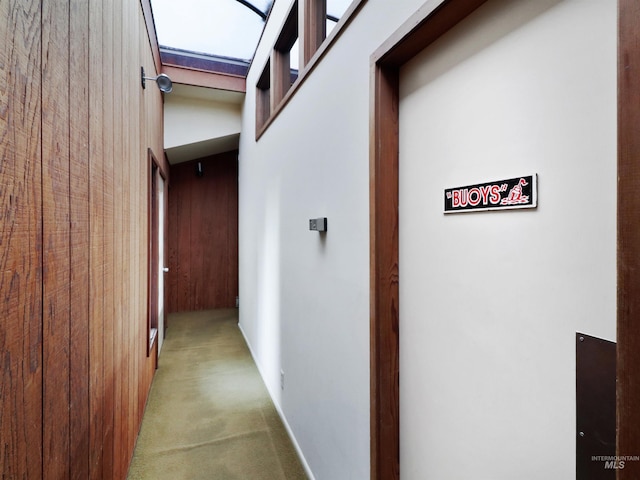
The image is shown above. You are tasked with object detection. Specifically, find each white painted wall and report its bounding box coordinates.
[399,0,616,478]
[239,1,436,478]
[238,0,616,478]
[164,93,241,150]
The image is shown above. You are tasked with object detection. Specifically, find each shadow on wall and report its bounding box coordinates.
[401,0,563,98]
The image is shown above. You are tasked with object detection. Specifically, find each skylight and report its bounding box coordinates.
[152,0,354,66]
[151,0,273,61]
[327,0,353,24]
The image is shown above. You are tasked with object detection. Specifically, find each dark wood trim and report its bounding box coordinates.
[162,65,246,93]
[618,0,640,476]
[369,62,400,480]
[300,0,326,67]
[372,0,487,67]
[369,1,489,478]
[160,48,250,77]
[148,149,161,358]
[274,0,299,52]
[256,59,272,135]
[271,48,291,109]
[271,1,298,107]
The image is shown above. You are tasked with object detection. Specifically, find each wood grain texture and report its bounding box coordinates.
[70,0,91,478]
[88,1,105,476]
[370,64,400,480]
[0,0,43,477]
[42,0,72,476]
[299,0,326,68]
[618,0,640,477]
[101,0,116,477]
[1,0,163,477]
[167,153,239,313]
[161,65,247,93]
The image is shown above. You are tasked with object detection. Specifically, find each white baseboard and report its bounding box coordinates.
[237,322,316,480]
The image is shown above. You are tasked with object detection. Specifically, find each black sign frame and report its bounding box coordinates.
[444,174,537,213]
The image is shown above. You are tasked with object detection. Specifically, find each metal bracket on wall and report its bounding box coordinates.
[309,217,327,232]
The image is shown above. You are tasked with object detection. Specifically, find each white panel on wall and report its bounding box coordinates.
[398,0,615,479]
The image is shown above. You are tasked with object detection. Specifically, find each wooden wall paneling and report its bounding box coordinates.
[211,153,239,306]
[132,1,143,464]
[125,2,136,468]
[618,0,640,477]
[88,1,106,477]
[1,0,162,476]
[42,0,71,476]
[230,157,239,305]
[0,1,43,477]
[191,163,205,310]
[70,0,91,478]
[101,0,116,476]
[228,155,239,305]
[140,26,151,428]
[168,154,239,313]
[167,171,178,313]
[133,0,143,460]
[112,0,125,474]
[177,164,192,311]
[205,159,221,306]
[208,156,221,307]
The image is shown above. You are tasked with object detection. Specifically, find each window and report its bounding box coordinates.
[272,1,299,105]
[255,0,366,138]
[256,59,271,131]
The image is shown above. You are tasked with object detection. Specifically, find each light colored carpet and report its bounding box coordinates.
[127,309,308,480]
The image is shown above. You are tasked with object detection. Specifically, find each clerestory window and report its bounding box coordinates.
[255,0,366,137]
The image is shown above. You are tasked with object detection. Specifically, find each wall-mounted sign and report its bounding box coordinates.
[444,174,537,213]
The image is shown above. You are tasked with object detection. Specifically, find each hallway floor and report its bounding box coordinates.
[127,309,308,480]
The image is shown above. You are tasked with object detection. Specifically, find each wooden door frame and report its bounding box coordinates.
[369,0,640,478]
[147,148,168,363]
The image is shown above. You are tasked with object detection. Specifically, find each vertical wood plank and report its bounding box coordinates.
[112,0,124,475]
[2,0,163,477]
[227,155,239,308]
[177,164,192,311]
[121,0,132,471]
[42,0,71,476]
[127,3,140,468]
[191,164,204,310]
[168,174,178,313]
[618,0,640,477]
[69,0,91,477]
[101,0,116,477]
[0,0,43,477]
[88,0,106,476]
